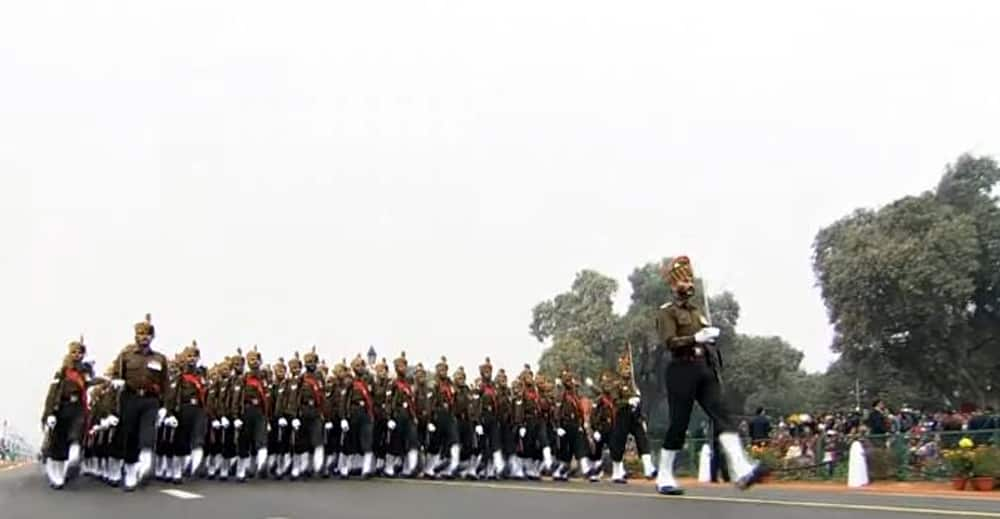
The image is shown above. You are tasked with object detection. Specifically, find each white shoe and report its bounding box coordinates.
[138,450,154,481]
[123,463,139,491]
[656,449,682,494]
[611,461,626,483]
[384,455,396,477]
[362,452,374,478]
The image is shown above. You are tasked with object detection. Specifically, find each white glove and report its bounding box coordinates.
[157,408,167,421]
[628,396,641,408]
[556,427,566,437]
[694,326,721,344]
[292,418,301,430]
[107,415,119,427]
[388,419,397,430]
[267,424,272,432]
[233,419,243,429]
[220,417,230,428]
[165,416,179,428]
[111,379,125,390]
[593,431,602,442]
[427,423,437,433]
[325,422,333,431]
[519,427,527,438]
[340,419,349,432]
[475,425,484,436]
[45,415,57,429]
[211,419,221,429]
[278,417,288,428]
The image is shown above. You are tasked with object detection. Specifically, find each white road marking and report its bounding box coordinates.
[380,478,1000,518]
[160,489,204,500]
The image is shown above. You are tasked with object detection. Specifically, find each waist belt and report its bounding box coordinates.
[673,346,707,362]
[246,398,261,406]
[127,387,159,397]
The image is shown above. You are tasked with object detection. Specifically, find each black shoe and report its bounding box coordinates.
[736,464,769,491]
[657,485,684,496]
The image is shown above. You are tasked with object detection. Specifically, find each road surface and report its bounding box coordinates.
[1,464,998,519]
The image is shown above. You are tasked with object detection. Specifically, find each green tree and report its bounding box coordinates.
[530,269,623,367]
[813,154,1000,408]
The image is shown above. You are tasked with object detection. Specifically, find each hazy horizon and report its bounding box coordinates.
[3,1,999,445]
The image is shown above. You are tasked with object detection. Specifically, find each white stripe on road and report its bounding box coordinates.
[380,478,1000,518]
[160,489,203,500]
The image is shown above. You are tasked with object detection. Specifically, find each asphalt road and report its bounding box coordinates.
[2,464,999,519]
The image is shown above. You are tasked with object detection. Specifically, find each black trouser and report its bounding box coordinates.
[172,405,207,456]
[611,406,650,461]
[590,427,610,462]
[207,420,224,457]
[431,410,459,455]
[373,416,388,458]
[325,418,343,456]
[519,417,549,459]
[156,421,174,457]
[293,409,323,454]
[478,415,502,454]
[662,359,734,450]
[270,415,291,455]
[47,402,85,461]
[458,417,476,460]
[500,420,517,457]
[349,408,374,454]
[556,421,588,464]
[388,413,419,456]
[222,422,238,458]
[237,405,267,457]
[119,394,159,463]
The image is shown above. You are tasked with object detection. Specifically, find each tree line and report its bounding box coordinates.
[531,154,1000,430]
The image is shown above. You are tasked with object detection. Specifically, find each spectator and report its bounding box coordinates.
[750,407,772,445]
[867,399,888,436]
[967,408,993,445]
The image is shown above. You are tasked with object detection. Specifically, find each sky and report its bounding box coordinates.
[2,1,999,445]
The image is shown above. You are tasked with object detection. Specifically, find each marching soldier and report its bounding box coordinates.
[204,363,227,479]
[453,367,478,479]
[321,362,345,478]
[41,337,94,489]
[107,314,170,491]
[654,256,765,495]
[290,347,326,479]
[93,374,122,485]
[428,357,461,479]
[474,358,504,480]
[276,353,304,478]
[344,354,375,478]
[536,373,557,478]
[154,356,180,481]
[553,369,592,481]
[386,352,420,477]
[609,350,655,482]
[589,372,617,482]
[371,358,391,475]
[495,369,517,479]
[221,350,246,478]
[266,358,288,477]
[231,346,270,481]
[164,341,207,483]
[412,363,434,476]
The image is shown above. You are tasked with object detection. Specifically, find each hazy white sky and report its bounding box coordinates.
[2,1,998,443]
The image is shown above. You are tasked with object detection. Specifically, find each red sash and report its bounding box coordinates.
[394,379,415,416]
[302,374,324,410]
[64,368,89,430]
[481,383,497,411]
[245,375,269,417]
[182,373,206,405]
[564,391,584,421]
[600,394,616,421]
[353,379,374,417]
[438,381,454,406]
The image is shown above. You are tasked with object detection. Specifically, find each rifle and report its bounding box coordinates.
[700,278,724,385]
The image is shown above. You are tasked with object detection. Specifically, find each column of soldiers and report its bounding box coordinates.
[40,317,664,491]
[41,256,766,494]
